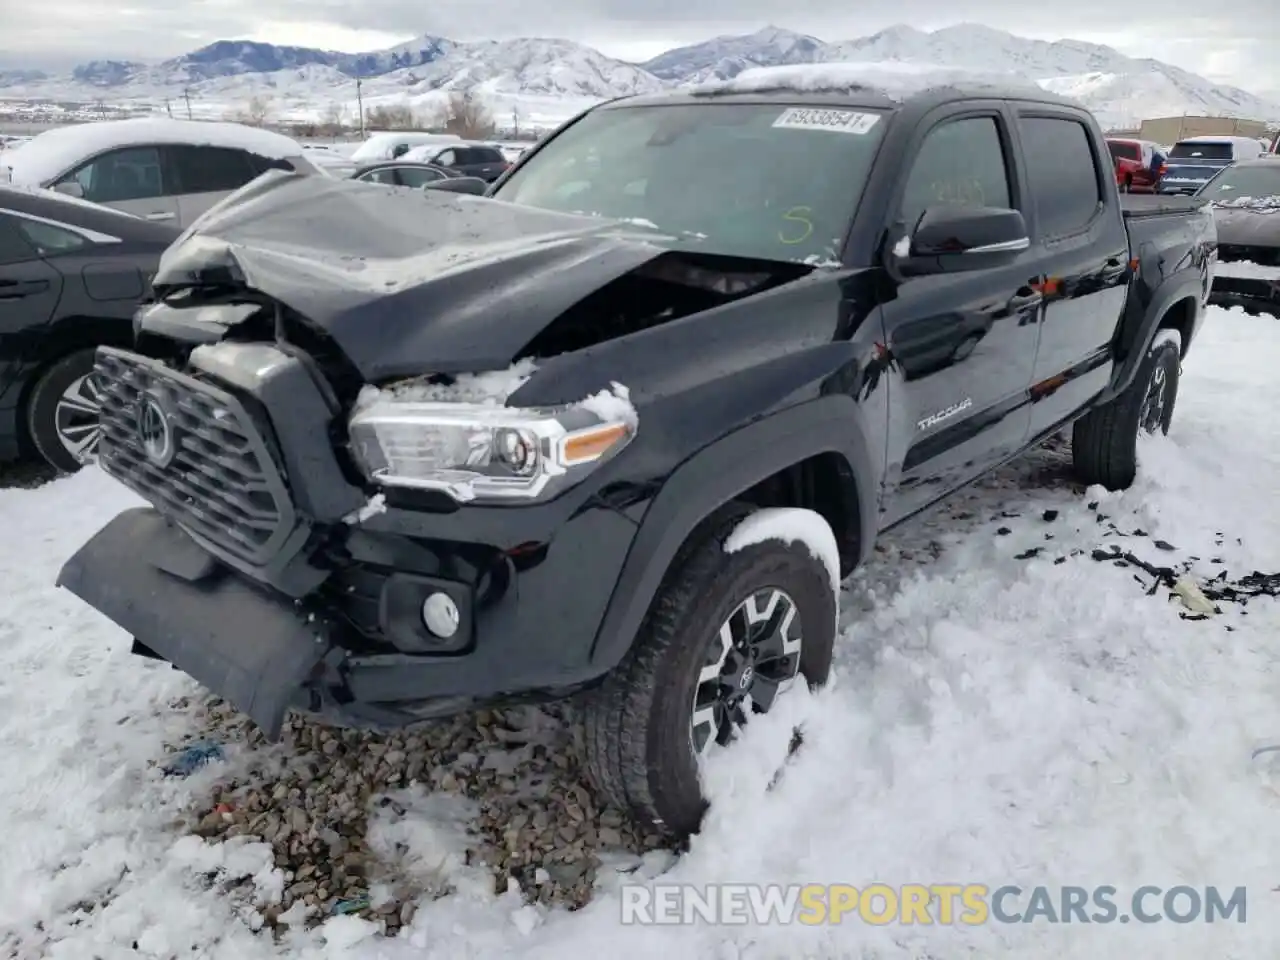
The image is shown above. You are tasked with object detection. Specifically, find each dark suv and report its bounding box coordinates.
[408,143,510,181]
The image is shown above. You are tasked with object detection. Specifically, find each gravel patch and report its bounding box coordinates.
[0,459,58,489]
[166,698,671,938]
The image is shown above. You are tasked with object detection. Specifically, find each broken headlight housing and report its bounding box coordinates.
[347,398,635,503]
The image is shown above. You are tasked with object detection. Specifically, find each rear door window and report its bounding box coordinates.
[0,214,37,264]
[356,167,400,185]
[17,218,89,256]
[1017,116,1102,239]
[395,166,447,187]
[168,145,258,193]
[464,147,504,164]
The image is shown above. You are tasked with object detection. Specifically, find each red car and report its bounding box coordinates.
[1107,138,1165,193]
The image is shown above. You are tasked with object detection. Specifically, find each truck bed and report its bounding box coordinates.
[1120,194,1209,220]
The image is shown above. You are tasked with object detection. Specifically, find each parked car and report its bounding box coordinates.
[58,79,1215,842]
[2,118,323,229]
[349,132,461,164]
[1197,158,1280,316]
[1106,137,1165,192]
[1159,135,1267,195]
[401,142,511,181]
[348,161,459,188]
[0,184,178,471]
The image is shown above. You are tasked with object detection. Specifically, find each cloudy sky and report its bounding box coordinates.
[1,0,1275,95]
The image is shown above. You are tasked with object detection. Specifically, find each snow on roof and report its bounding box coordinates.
[3,118,305,187]
[400,144,445,163]
[691,61,1051,103]
[349,132,463,163]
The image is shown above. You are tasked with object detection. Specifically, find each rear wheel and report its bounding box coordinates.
[26,349,104,473]
[582,505,837,841]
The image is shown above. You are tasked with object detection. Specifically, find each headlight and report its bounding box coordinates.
[347,393,635,503]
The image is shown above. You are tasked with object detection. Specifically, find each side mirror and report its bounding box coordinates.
[423,176,489,197]
[54,181,85,199]
[894,205,1029,277]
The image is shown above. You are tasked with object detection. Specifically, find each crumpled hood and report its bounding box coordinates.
[1211,197,1280,247]
[152,171,678,381]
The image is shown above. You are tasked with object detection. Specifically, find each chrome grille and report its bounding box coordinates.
[93,346,296,566]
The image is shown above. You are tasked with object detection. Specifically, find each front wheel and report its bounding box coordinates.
[25,349,104,473]
[1071,332,1181,490]
[582,506,837,841]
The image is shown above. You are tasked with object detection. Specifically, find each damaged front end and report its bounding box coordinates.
[56,171,825,738]
[1208,200,1280,317]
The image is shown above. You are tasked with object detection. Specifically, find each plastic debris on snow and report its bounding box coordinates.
[999,497,1280,622]
[162,740,226,777]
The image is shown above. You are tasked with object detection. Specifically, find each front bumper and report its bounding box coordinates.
[58,508,327,739]
[58,495,640,738]
[1209,275,1280,316]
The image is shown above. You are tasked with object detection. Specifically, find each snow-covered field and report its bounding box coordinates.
[2,305,1279,959]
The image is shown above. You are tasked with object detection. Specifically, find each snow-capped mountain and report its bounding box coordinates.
[644,24,1280,125]
[2,24,1277,130]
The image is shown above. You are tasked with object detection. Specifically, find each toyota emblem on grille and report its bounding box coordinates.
[136,394,175,467]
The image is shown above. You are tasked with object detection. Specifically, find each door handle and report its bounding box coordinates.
[0,279,49,300]
[145,211,175,221]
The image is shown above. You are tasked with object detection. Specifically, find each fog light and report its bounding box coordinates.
[421,592,460,638]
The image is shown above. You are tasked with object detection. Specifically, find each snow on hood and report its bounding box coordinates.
[4,118,305,187]
[1212,194,1280,212]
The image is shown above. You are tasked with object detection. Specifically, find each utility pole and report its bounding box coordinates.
[183,88,193,120]
[356,76,365,139]
[512,105,518,138]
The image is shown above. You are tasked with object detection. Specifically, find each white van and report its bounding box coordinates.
[1159,135,1266,195]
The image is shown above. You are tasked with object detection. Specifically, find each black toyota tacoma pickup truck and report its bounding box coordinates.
[58,80,1216,841]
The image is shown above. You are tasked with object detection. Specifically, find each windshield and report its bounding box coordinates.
[492,101,889,263]
[1201,165,1280,200]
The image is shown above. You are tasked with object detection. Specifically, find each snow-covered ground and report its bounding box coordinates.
[2,305,1279,959]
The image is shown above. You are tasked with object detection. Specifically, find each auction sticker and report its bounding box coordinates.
[772,108,881,135]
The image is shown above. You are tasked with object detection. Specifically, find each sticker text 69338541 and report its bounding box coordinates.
[771,108,881,135]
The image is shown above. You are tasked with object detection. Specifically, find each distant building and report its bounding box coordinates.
[1138,115,1270,145]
